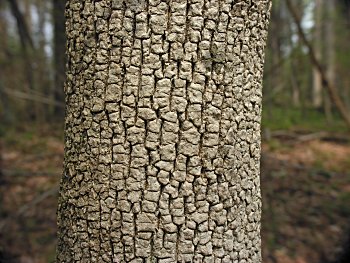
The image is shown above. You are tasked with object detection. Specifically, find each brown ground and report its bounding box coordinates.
[0,130,349,263]
[262,135,350,263]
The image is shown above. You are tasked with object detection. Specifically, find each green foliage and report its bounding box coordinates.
[337,192,350,216]
[262,106,348,132]
[0,124,63,155]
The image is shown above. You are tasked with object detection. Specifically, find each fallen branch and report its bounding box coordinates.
[265,129,349,144]
[2,169,60,178]
[1,88,64,108]
[270,130,327,142]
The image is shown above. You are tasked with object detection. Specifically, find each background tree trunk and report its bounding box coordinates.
[57,0,271,262]
[33,0,50,123]
[324,0,336,121]
[6,0,37,120]
[313,0,323,109]
[53,0,66,118]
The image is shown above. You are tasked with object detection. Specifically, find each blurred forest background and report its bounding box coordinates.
[1,0,350,262]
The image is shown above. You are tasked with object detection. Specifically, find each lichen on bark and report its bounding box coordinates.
[57,0,271,262]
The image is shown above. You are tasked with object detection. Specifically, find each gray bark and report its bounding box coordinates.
[57,0,271,262]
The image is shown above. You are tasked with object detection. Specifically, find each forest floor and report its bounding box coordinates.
[0,128,350,263]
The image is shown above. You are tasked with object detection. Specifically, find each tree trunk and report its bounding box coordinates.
[53,0,66,118]
[7,0,36,120]
[313,0,323,109]
[34,0,50,123]
[324,0,336,121]
[291,59,301,108]
[57,1,271,262]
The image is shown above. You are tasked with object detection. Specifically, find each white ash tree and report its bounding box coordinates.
[57,0,271,262]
